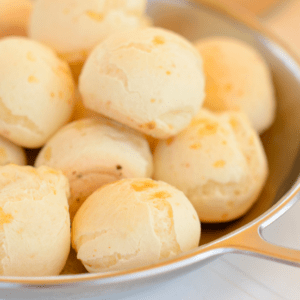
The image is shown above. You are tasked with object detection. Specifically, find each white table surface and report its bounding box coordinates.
[85,2,300,299]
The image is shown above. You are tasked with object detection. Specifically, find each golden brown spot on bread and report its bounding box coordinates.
[214,160,226,168]
[0,147,7,158]
[153,36,165,46]
[0,207,13,229]
[222,140,227,145]
[149,191,171,200]
[26,52,36,62]
[150,99,156,103]
[191,118,218,135]
[28,75,39,83]
[140,121,156,130]
[166,71,171,75]
[50,92,55,98]
[230,117,239,129]
[190,143,202,150]
[166,137,174,146]
[86,10,104,22]
[185,163,190,168]
[198,123,218,136]
[131,179,158,192]
[44,147,52,161]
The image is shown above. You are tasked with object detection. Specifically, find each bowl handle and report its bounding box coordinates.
[201,183,300,267]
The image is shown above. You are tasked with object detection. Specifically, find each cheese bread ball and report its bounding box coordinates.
[79,27,205,139]
[0,164,70,276]
[72,178,200,273]
[0,136,26,166]
[35,118,153,220]
[153,109,268,223]
[0,37,75,148]
[28,0,150,65]
[0,0,32,37]
[195,37,276,134]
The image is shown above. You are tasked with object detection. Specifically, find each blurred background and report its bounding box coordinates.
[223,0,300,57]
[1,0,299,54]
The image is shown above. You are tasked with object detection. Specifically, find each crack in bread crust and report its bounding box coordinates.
[0,97,42,136]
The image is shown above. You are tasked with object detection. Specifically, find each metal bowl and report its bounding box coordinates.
[1,0,300,298]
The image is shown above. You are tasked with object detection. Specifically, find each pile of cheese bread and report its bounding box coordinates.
[0,0,275,276]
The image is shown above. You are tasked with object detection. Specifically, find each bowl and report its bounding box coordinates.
[1,0,300,298]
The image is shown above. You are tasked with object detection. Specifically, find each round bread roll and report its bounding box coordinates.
[72,178,200,273]
[0,37,75,148]
[0,164,70,276]
[35,117,153,220]
[0,0,33,37]
[153,109,268,223]
[0,136,26,166]
[28,0,150,65]
[194,37,276,134]
[79,27,205,139]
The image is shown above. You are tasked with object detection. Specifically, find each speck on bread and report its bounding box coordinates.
[0,164,70,276]
[79,27,206,139]
[72,178,200,273]
[153,109,268,223]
